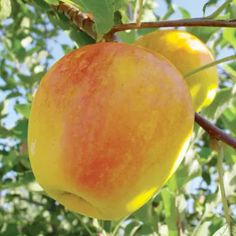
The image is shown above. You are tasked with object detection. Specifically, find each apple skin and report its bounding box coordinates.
[134,30,218,111]
[28,42,194,220]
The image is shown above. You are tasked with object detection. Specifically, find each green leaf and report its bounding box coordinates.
[79,0,116,38]
[167,152,201,191]
[194,221,211,236]
[113,0,124,10]
[136,224,154,235]
[13,119,28,139]
[0,0,11,20]
[222,108,236,135]
[178,7,190,18]
[114,10,122,25]
[223,62,236,81]
[123,221,142,236]
[69,26,95,47]
[224,145,236,165]
[44,0,59,4]
[15,104,31,119]
[223,28,236,48]
[187,27,219,43]
[203,85,236,120]
[1,172,35,190]
[212,224,232,236]
[2,223,18,236]
[230,2,236,18]
[34,0,51,10]
[203,0,218,16]
[161,188,178,236]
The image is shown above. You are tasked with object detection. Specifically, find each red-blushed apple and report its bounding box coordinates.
[28,42,194,220]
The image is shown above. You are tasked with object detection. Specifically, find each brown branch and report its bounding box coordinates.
[53,3,236,41]
[54,2,96,39]
[108,18,236,35]
[195,113,236,149]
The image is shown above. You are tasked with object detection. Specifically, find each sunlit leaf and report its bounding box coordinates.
[0,0,11,20]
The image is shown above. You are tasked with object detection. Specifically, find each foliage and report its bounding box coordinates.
[0,0,236,235]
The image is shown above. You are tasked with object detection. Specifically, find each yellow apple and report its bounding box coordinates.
[28,42,194,220]
[134,30,218,111]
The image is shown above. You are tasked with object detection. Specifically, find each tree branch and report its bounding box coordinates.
[54,2,96,39]
[54,2,236,41]
[195,113,236,149]
[108,18,236,35]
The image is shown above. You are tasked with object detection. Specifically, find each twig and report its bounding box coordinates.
[108,18,236,35]
[184,55,236,78]
[135,0,145,26]
[195,113,236,149]
[216,141,233,235]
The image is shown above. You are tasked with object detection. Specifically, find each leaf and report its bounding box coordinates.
[132,202,153,225]
[117,30,136,44]
[193,221,211,236]
[224,145,236,165]
[162,3,175,20]
[213,224,231,236]
[124,221,142,236]
[1,172,35,190]
[0,125,10,138]
[114,10,122,25]
[187,27,219,43]
[0,0,11,20]
[223,28,236,48]
[34,0,51,10]
[203,85,236,120]
[222,163,236,198]
[161,188,178,236]
[1,223,18,236]
[223,62,236,81]
[222,106,236,135]
[69,26,95,47]
[229,2,236,18]
[79,0,116,38]
[178,7,190,18]
[167,150,201,191]
[44,0,59,4]
[202,170,211,185]
[15,104,31,119]
[13,119,28,139]
[203,0,218,16]
[113,0,124,10]
[136,224,154,235]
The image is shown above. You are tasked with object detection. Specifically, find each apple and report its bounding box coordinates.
[28,42,194,220]
[134,30,218,111]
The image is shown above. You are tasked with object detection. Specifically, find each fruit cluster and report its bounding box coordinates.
[28,30,218,220]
